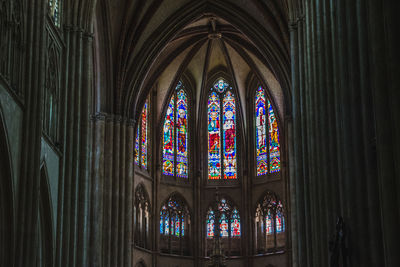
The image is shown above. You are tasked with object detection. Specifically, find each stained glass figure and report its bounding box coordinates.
[230,208,241,237]
[162,82,189,178]
[207,210,215,238]
[208,92,221,179]
[176,89,188,178]
[141,99,149,169]
[255,86,268,175]
[268,99,280,172]
[222,91,237,179]
[162,95,175,176]
[219,213,229,237]
[135,126,140,165]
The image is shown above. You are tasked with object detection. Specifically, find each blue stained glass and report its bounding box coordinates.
[207,210,215,237]
[276,208,284,233]
[214,79,229,93]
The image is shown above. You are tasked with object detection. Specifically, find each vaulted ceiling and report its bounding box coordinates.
[93,0,291,122]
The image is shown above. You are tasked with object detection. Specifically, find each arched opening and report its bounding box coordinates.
[36,165,54,267]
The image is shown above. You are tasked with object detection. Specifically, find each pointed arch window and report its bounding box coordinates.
[206,198,241,256]
[134,185,150,249]
[255,192,285,253]
[48,0,61,27]
[162,81,189,178]
[134,97,149,169]
[208,79,237,180]
[255,86,280,175]
[159,194,191,255]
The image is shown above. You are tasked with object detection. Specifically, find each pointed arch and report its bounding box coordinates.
[159,192,191,256]
[205,196,241,256]
[38,163,54,267]
[206,76,239,180]
[160,80,192,180]
[254,190,286,254]
[134,183,151,249]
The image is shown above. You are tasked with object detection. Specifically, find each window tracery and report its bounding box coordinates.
[134,185,150,249]
[255,191,285,253]
[208,79,237,180]
[162,81,188,178]
[206,198,241,256]
[159,194,191,255]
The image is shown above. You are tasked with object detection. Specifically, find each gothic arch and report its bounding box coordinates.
[122,1,291,119]
[200,70,244,184]
[0,105,14,267]
[38,163,54,266]
[158,76,195,184]
[134,183,151,249]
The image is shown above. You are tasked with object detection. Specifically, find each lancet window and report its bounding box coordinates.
[134,185,150,249]
[255,191,285,253]
[159,194,191,255]
[208,79,237,180]
[255,86,280,175]
[162,81,189,178]
[135,97,149,169]
[206,198,241,256]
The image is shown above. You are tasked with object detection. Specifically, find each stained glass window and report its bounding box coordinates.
[141,99,148,168]
[207,210,215,238]
[159,195,189,238]
[266,210,273,235]
[208,92,221,179]
[135,126,140,165]
[207,198,241,239]
[223,92,237,179]
[268,99,280,173]
[48,0,61,27]
[135,97,150,169]
[276,210,284,233]
[231,208,241,237]
[162,82,189,178]
[255,86,268,175]
[208,79,237,180]
[163,95,175,176]
[176,89,188,177]
[255,86,280,175]
[254,191,285,253]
